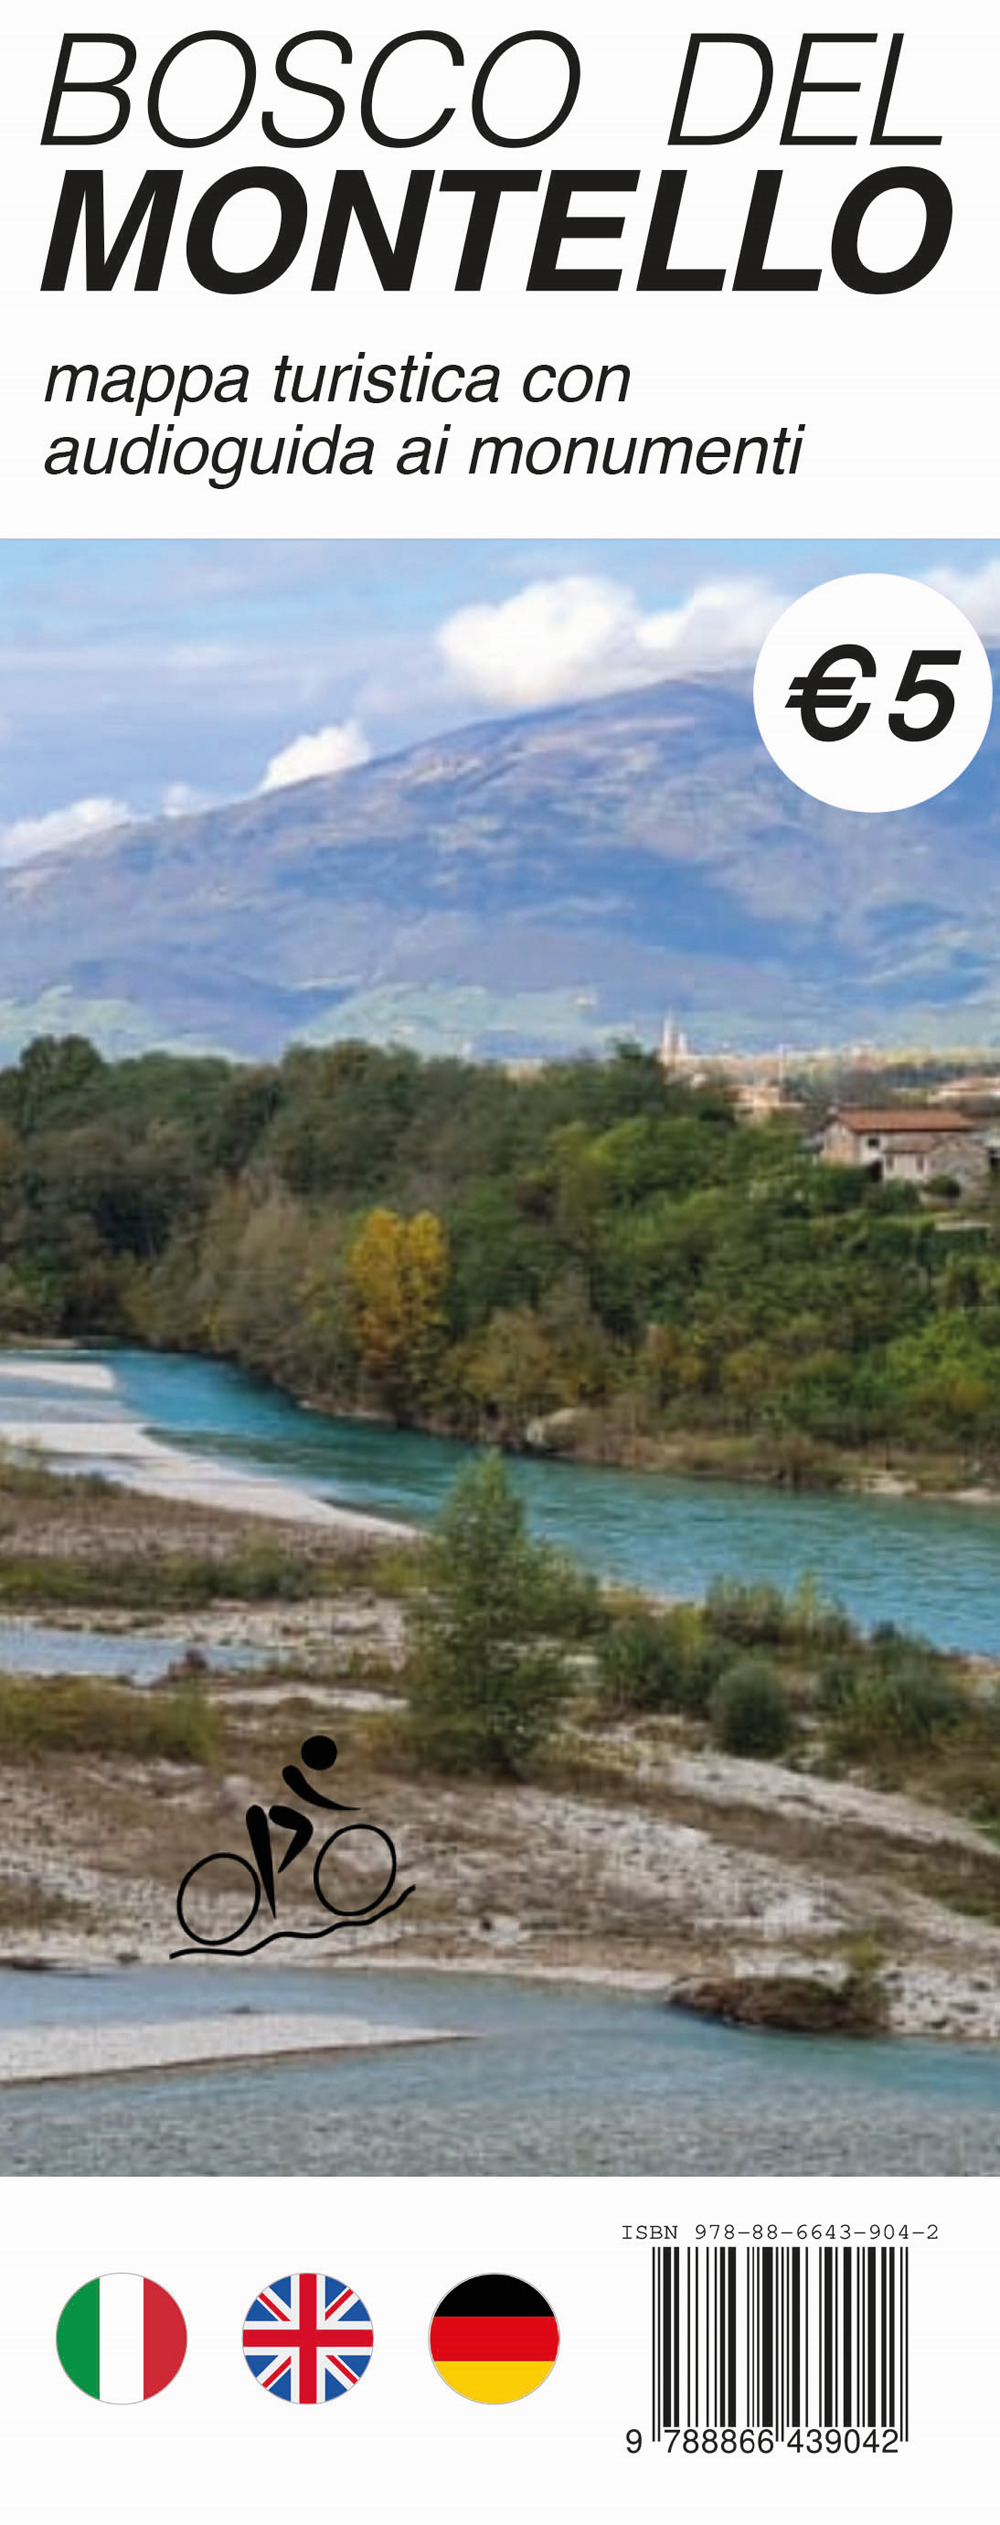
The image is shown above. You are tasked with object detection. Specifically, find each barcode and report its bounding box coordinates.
[651,2246,909,2443]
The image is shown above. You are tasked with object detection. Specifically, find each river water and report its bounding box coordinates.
[0,1965,997,2177]
[0,1347,998,2166]
[0,1620,263,1683]
[2,1343,998,1654]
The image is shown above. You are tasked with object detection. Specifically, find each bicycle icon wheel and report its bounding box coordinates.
[313,1825,399,1919]
[175,1851,261,1948]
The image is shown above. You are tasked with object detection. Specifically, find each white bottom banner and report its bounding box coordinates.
[3,2176,993,2522]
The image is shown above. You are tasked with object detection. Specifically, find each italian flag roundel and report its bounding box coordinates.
[57,2274,187,2403]
[430,2274,559,2404]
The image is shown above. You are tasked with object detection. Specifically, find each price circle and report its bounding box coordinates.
[753,573,993,812]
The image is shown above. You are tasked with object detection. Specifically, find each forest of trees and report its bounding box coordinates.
[0,1031,999,1473]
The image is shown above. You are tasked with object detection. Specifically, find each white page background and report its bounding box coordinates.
[0,0,994,534]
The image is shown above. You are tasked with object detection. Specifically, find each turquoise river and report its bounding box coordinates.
[0,1344,997,2174]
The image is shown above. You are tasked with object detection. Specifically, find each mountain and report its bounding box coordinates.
[2,671,999,1061]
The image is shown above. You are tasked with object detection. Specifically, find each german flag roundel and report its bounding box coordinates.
[430,2274,559,2404]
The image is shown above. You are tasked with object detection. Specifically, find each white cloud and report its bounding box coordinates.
[162,780,209,818]
[0,794,132,867]
[0,724,374,871]
[436,573,784,711]
[259,720,372,793]
[927,558,1000,635]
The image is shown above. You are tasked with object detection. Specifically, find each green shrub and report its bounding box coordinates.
[786,1576,855,1654]
[597,1607,722,1715]
[705,1574,854,1657]
[705,1578,791,1649]
[868,1620,937,1673]
[826,1656,964,1757]
[818,1613,965,1758]
[710,1657,793,1759]
[815,1655,858,1715]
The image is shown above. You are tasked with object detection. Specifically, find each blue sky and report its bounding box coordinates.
[1,538,998,860]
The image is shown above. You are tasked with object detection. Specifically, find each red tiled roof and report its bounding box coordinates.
[831,1108,974,1135]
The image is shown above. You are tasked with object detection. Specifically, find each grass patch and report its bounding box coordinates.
[900,1844,1000,1926]
[0,1524,423,1615]
[0,1874,81,1931]
[0,1450,112,1503]
[367,1540,431,1599]
[0,1544,340,1612]
[0,1671,221,1764]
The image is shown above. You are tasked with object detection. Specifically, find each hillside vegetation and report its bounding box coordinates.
[0,1032,999,1477]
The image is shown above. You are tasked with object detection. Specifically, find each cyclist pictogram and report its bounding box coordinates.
[171,1732,414,1957]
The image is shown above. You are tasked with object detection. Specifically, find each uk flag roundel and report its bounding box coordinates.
[242,2274,374,2403]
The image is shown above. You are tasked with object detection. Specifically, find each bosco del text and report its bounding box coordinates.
[39,27,952,298]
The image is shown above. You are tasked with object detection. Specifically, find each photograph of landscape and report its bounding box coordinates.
[0,536,999,2175]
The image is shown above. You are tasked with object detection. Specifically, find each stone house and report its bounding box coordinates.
[819,1106,993,1190]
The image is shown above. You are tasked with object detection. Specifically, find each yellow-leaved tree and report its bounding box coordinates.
[346,1207,449,1417]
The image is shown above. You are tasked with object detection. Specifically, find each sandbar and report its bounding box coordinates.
[0,1360,116,1392]
[0,2012,462,2086]
[0,1414,414,1538]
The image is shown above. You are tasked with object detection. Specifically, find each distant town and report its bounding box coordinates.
[654,1018,1000,1192]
